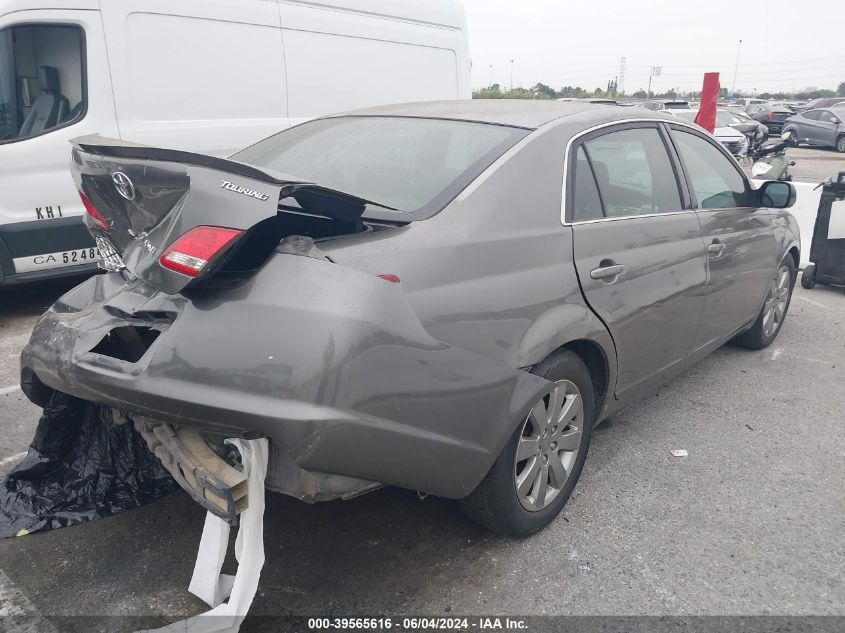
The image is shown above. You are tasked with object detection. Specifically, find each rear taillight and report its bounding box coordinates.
[767,113,774,120]
[78,190,110,232]
[159,226,243,277]
[377,274,401,284]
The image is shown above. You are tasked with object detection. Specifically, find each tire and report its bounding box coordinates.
[837,135,845,153]
[458,349,595,537]
[733,256,796,350]
[801,264,816,290]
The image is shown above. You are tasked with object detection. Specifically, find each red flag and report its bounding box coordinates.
[694,72,720,133]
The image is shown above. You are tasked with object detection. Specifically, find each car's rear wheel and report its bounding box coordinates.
[837,135,845,153]
[733,256,795,350]
[458,349,594,537]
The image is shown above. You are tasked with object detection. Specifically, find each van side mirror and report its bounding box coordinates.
[758,180,795,209]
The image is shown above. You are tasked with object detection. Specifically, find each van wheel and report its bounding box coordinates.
[733,256,796,350]
[837,135,845,153]
[801,264,816,289]
[458,350,594,537]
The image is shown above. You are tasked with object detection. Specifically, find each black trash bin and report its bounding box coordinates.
[801,171,845,291]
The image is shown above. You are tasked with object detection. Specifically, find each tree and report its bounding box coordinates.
[838,82,845,97]
[632,89,647,99]
[532,83,556,99]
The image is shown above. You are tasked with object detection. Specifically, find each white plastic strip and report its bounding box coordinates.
[138,437,269,633]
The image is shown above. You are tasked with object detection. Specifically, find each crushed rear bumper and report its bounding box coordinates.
[21,257,551,503]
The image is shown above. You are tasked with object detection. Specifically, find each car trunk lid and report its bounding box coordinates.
[71,135,389,294]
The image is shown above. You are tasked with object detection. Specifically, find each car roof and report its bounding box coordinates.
[325,99,668,130]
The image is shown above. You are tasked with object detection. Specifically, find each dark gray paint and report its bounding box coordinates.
[20,102,800,503]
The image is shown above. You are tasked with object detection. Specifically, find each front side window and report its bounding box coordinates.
[0,24,85,143]
[232,116,528,216]
[580,127,682,218]
[671,128,754,209]
[818,110,838,123]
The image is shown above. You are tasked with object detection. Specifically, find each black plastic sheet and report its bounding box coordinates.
[0,391,176,538]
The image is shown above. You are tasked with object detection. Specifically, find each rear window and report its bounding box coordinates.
[232,116,528,218]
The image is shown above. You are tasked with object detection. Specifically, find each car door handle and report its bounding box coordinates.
[590,264,624,280]
[707,241,726,256]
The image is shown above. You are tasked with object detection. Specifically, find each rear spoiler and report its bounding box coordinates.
[73,134,309,187]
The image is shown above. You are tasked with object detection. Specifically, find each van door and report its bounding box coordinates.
[0,9,118,283]
[100,0,288,157]
[568,123,707,403]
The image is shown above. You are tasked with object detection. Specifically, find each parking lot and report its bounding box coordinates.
[1,270,843,629]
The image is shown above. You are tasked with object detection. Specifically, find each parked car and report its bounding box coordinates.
[745,104,794,134]
[665,109,748,154]
[640,100,692,110]
[0,0,470,286]
[733,98,769,107]
[718,109,768,141]
[20,102,800,538]
[795,97,845,112]
[783,107,845,152]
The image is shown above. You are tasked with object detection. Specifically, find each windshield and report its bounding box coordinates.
[0,24,86,142]
[232,116,528,216]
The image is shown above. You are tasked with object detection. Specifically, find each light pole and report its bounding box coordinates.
[731,39,743,94]
[489,64,493,88]
[510,59,514,93]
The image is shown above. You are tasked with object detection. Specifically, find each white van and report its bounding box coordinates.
[0,0,470,285]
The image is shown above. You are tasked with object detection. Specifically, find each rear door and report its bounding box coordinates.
[568,122,707,402]
[667,123,779,351]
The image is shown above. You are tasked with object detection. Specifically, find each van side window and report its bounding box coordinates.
[572,146,603,221]
[0,24,86,143]
[582,127,682,217]
[671,129,754,209]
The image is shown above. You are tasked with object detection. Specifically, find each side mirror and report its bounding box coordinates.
[759,180,795,209]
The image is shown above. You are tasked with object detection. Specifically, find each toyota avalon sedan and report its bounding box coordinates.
[20,101,800,537]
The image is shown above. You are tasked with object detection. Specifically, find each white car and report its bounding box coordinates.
[665,109,748,155]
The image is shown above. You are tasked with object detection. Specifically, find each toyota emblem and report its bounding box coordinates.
[112,171,136,201]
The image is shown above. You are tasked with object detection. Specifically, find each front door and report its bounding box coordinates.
[568,123,707,402]
[667,125,779,351]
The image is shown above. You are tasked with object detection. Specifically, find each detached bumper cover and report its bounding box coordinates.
[21,255,552,500]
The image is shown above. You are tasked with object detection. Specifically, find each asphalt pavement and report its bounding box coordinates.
[0,272,843,630]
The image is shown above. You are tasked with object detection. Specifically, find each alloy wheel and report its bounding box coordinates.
[514,380,584,512]
[762,264,790,338]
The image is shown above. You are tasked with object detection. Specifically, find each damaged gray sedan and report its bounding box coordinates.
[20,101,800,537]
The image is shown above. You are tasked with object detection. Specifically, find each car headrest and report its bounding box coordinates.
[38,66,60,94]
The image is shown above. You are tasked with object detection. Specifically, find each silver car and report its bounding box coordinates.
[21,101,800,537]
[783,107,845,152]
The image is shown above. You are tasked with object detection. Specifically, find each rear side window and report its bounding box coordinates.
[802,110,820,121]
[671,129,754,209]
[581,127,682,217]
[572,146,603,221]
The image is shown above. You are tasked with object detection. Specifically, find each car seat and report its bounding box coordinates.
[17,66,69,137]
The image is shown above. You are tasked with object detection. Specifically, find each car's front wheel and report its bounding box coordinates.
[837,135,845,153]
[458,349,594,537]
[733,256,796,350]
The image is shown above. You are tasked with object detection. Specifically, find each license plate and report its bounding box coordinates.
[13,247,99,274]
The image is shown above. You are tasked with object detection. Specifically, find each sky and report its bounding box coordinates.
[460,0,845,95]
